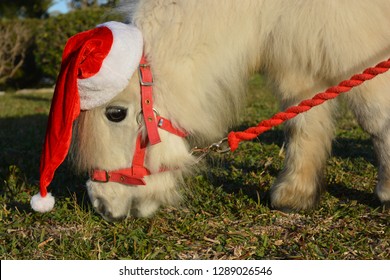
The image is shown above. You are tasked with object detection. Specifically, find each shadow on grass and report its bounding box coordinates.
[0,114,90,212]
[327,183,381,209]
[206,128,381,209]
[0,113,381,213]
[0,114,47,181]
[332,136,376,164]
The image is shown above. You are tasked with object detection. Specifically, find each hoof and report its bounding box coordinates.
[270,180,321,212]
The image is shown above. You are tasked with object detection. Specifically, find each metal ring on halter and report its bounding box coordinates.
[136,108,160,125]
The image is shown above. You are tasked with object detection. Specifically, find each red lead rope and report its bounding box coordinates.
[227,58,390,152]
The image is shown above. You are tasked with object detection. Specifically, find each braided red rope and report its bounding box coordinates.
[228,58,390,152]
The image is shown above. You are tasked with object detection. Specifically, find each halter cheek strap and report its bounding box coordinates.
[90,55,187,186]
[139,56,161,145]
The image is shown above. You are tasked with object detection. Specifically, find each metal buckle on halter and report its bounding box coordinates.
[138,64,154,86]
[91,170,110,183]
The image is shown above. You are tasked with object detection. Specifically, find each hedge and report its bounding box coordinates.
[0,18,35,85]
[34,7,123,84]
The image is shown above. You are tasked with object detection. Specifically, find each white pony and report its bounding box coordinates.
[68,0,390,221]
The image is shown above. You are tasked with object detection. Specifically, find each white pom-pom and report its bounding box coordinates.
[31,192,55,213]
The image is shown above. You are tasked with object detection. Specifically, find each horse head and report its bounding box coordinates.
[31,22,195,221]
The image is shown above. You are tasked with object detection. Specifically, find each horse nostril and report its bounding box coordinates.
[93,197,126,222]
[104,212,126,222]
[93,198,111,218]
[93,197,106,214]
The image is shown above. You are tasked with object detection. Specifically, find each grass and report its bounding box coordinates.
[0,75,389,260]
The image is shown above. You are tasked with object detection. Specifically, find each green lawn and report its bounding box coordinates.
[0,75,389,259]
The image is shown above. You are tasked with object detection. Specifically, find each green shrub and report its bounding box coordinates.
[0,19,38,89]
[34,8,123,84]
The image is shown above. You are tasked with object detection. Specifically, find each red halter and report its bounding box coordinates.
[90,55,187,186]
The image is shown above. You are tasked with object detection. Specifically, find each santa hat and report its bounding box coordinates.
[30,21,143,213]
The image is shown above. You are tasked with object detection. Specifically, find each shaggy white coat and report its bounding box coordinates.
[72,0,390,221]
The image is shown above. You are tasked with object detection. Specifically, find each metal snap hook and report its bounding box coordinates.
[208,138,231,154]
[190,137,231,163]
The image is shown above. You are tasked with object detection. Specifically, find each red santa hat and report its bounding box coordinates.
[30,21,143,213]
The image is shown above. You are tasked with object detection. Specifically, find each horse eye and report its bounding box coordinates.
[105,106,128,122]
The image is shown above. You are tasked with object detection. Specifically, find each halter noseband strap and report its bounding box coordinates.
[90,55,187,186]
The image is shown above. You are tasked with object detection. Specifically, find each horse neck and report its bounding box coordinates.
[131,0,263,142]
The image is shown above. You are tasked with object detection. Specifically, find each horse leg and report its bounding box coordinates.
[373,135,390,209]
[345,76,390,208]
[269,77,336,211]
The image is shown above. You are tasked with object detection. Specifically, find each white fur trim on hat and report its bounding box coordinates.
[78,21,143,110]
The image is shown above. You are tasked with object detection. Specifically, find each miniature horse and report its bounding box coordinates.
[71,0,390,221]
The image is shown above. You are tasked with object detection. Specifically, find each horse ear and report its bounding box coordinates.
[31,22,143,213]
